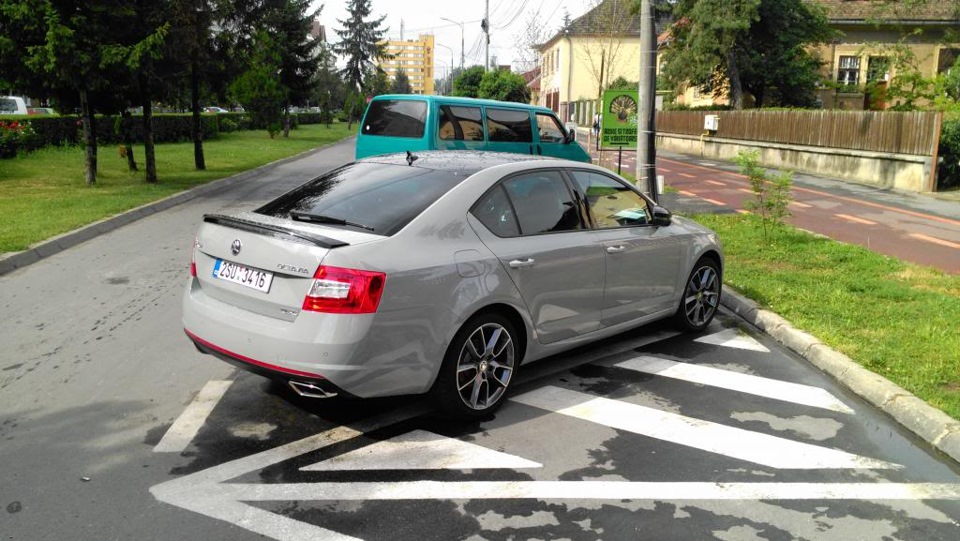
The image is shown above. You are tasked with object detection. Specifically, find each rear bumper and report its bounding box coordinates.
[185,329,348,398]
[182,278,438,398]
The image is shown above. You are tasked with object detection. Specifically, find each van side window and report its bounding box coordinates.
[486,108,533,143]
[362,100,427,138]
[536,113,566,143]
[438,106,484,141]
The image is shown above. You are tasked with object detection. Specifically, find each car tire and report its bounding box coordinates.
[431,313,518,419]
[674,257,722,332]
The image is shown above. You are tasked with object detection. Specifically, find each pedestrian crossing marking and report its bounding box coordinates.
[695,328,770,352]
[301,429,542,471]
[511,386,899,470]
[617,356,853,413]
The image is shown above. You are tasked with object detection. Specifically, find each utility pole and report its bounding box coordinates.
[483,0,490,70]
[637,0,658,203]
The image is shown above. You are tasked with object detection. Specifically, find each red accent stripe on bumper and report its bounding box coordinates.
[183,329,326,380]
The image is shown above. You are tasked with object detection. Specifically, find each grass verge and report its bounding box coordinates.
[0,123,354,253]
[694,213,960,421]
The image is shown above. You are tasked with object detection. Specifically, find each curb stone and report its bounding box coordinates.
[0,138,350,277]
[721,286,960,465]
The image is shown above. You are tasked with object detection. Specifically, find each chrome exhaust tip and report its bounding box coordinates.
[288,380,338,399]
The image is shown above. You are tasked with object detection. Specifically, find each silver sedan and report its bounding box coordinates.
[182,151,723,418]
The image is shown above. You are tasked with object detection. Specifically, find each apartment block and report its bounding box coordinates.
[378,34,436,95]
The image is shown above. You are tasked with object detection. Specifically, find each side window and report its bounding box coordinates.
[536,113,566,143]
[471,185,520,237]
[501,171,582,235]
[438,106,484,141]
[486,108,533,143]
[569,170,650,228]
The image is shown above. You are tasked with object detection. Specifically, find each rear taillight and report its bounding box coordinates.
[302,266,386,314]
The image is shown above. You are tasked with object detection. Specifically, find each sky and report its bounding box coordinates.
[312,0,591,74]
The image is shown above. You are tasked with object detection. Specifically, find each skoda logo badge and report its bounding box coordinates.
[231,239,242,256]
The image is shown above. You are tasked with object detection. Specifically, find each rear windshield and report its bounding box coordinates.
[361,100,427,138]
[256,162,467,236]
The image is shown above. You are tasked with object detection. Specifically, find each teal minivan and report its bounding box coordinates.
[355,95,591,162]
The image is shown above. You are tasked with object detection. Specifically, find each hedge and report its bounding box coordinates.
[0,110,345,157]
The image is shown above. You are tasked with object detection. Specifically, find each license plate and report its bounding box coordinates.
[212,259,274,293]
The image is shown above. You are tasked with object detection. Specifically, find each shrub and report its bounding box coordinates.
[938,117,960,191]
[735,149,793,243]
[0,119,40,158]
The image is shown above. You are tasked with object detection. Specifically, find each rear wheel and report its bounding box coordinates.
[674,258,721,331]
[432,314,517,419]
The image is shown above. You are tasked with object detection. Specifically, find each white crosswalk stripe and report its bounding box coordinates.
[511,386,899,470]
[616,356,854,413]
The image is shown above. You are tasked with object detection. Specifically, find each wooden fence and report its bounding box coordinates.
[656,110,941,157]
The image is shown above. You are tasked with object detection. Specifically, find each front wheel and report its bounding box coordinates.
[431,314,518,419]
[674,258,722,331]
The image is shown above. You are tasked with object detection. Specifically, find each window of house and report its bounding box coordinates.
[938,48,960,74]
[837,56,861,87]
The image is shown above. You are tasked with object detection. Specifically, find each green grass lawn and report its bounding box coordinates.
[694,213,960,420]
[0,123,354,253]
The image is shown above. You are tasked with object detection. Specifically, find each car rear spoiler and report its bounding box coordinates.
[203,214,349,249]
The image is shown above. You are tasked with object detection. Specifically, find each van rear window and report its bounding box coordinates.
[362,100,427,138]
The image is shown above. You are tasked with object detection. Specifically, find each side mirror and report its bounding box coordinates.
[652,205,672,226]
[563,129,577,144]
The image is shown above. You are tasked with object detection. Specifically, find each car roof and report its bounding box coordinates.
[370,94,557,115]
[358,150,555,176]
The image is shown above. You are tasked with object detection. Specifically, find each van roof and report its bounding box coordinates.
[370,94,556,114]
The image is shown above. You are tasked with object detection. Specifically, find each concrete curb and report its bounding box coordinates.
[720,286,960,464]
[0,139,349,277]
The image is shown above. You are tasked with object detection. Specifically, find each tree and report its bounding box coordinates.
[452,65,485,98]
[230,31,286,137]
[478,70,531,103]
[662,0,832,109]
[390,70,413,94]
[259,0,321,136]
[333,0,389,92]
[0,0,142,185]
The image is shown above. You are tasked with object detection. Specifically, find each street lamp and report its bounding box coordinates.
[440,17,464,71]
[435,43,455,95]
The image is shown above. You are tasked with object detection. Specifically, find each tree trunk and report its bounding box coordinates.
[191,58,206,170]
[121,110,138,172]
[140,75,158,183]
[283,104,291,138]
[726,50,744,110]
[80,88,97,186]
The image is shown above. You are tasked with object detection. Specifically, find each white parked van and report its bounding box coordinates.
[0,96,29,115]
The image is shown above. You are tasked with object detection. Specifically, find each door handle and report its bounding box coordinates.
[508,258,536,268]
[606,245,626,254]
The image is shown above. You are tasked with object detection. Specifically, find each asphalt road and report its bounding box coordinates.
[2,140,959,540]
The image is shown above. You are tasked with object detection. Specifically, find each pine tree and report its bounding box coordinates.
[333,0,389,92]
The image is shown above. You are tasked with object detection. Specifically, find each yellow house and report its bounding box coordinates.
[537,0,643,121]
[811,0,960,110]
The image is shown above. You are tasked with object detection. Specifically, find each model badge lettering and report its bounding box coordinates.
[277,264,310,274]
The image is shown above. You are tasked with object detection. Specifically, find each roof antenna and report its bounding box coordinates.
[406,151,418,166]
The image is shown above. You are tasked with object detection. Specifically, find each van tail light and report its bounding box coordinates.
[302,266,386,314]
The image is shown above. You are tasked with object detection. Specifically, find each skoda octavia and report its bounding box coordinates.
[182,151,723,418]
